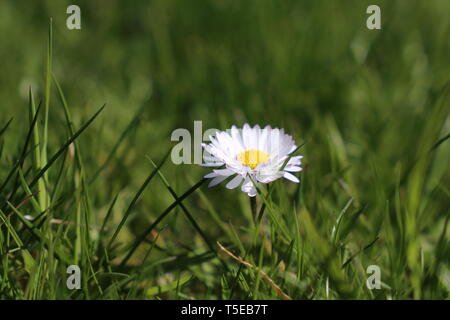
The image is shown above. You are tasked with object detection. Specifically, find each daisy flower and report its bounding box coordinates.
[201,124,303,197]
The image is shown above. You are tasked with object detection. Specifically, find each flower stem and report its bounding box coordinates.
[250,196,257,221]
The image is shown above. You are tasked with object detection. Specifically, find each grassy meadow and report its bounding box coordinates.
[0,0,449,299]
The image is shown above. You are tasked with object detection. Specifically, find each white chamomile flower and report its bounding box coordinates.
[201,124,303,197]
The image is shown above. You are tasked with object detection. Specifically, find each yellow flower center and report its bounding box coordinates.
[237,149,270,170]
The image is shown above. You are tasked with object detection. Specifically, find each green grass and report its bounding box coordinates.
[0,0,449,300]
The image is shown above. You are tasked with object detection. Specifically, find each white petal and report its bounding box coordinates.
[230,126,245,151]
[286,156,302,166]
[253,125,261,150]
[284,166,302,172]
[200,162,224,167]
[283,172,300,183]
[259,127,269,152]
[204,172,218,178]
[257,172,281,184]
[241,176,258,196]
[213,168,235,176]
[242,124,252,150]
[247,186,257,197]
[226,175,244,189]
[288,144,297,154]
[208,175,229,187]
[241,176,252,192]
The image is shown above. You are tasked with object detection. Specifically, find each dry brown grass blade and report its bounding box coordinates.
[217,241,292,300]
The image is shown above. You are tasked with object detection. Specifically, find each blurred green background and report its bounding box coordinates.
[0,0,448,299]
